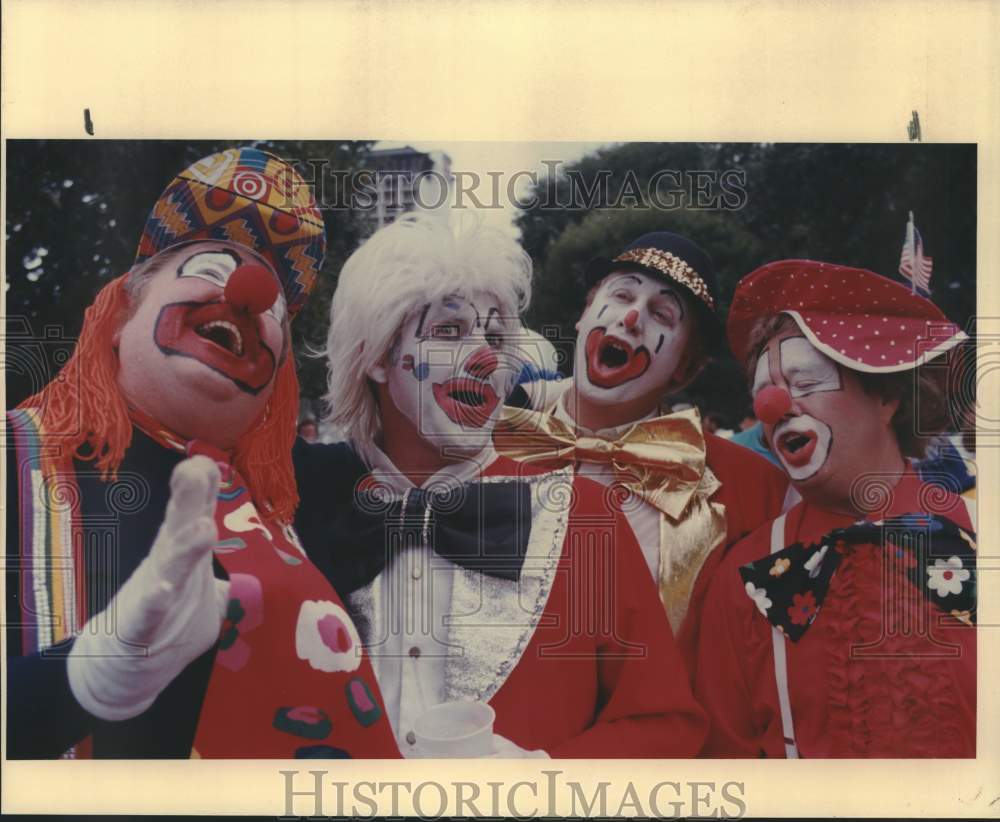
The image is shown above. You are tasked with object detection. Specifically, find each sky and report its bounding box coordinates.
[372,140,612,238]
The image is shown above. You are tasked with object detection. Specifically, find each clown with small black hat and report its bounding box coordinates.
[496,231,790,634]
[6,148,399,758]
[690,259,976,757]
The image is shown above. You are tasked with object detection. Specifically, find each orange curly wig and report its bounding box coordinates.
[18,274,300,522]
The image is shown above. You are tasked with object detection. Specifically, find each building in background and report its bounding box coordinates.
[364,145,453,230]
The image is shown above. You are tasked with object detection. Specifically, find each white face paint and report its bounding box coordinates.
[771,413,833,481]
[574,271,693,408]
[754,335,840,481]
[115,241,288,447]
[777,336,842,398]
[383,292,517,454]
[754,328,901,505]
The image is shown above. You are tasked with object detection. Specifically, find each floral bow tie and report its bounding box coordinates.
[740,513,977,641]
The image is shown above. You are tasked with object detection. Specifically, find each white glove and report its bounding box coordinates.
[67,455,229,721]
[487,734,550,758]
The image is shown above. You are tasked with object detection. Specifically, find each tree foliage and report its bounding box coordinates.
[515,142,976,423]
[5,139,374,406]
[5,141,977,428]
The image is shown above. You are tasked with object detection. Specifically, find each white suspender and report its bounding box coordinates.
[770,513,800,759]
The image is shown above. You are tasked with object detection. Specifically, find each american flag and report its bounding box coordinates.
[899,211,933,293]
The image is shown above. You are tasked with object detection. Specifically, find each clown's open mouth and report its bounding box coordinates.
[154,301,276,395]
[196,320,244,357]
[584,328,651,389]
[432,377,500,428]
[776,429,818,468]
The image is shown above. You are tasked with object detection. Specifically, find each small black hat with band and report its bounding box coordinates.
[584,231,722,350]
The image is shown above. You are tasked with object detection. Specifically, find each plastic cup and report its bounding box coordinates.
[412,701,496,758]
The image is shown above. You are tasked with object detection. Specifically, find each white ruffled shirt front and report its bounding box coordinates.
[359,444,496,754]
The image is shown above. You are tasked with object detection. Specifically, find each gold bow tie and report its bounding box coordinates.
[495,405,718,519]
[495,403,727,632]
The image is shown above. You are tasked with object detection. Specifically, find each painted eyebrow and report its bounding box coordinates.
[485,307,503,329]
[414,302,433,338]
[783,362,829,375]
[657,287,685,320]
[607,274,643,289]
[178,248,242,276]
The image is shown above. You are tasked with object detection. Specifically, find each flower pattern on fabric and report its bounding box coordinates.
[803,544,829,578]
[745,582,772,616]
[950,609,973,626]
[216,573,264,671]
[223,501,274,542]
[788,591,818,625]
[212,536,248,554]
[273,706,333,740]
[770,557,791,577]
[219,599,246,650]
[740,512,976,641]
[927,556,970,596]
[345,677,383,727]
[295,600,363,673]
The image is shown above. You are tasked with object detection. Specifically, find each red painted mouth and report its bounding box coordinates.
[584,328,651,389]
[432,377,500,428]
[154,301,276,395]
[776,428,818,468]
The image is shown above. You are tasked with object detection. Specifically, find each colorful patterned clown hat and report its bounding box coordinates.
[728,259,967,373]
[134,147,325,317]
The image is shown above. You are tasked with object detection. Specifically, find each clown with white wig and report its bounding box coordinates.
[293,213,707,758]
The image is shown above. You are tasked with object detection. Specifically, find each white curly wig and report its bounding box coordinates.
[321,213,532,466]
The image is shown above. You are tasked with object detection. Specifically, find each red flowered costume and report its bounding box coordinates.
[161,427,400,758]
[691,463,975,758]
[691,257,977,758]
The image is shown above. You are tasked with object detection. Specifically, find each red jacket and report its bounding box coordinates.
[483,456,708,757]
[677,433,790,665]
[690,470,975,758]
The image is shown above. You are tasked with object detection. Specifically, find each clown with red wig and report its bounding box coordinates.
[689,260,976,758]
[6,148,399,759]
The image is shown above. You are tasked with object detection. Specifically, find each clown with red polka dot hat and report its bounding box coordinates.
[7,148,400,759]
[689,259,976,759]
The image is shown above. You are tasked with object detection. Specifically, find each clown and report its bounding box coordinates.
[6,148,399,759]
[495,232,790,634]
[691,260,976,758]
[293,214,707,758]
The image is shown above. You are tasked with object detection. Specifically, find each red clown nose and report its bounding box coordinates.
[224,264,280,315]
[754,385,792,425]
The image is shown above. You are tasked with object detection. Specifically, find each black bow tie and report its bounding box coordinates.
[328,478,533,596]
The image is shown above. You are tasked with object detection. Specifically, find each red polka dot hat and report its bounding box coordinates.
[727,260,967,373]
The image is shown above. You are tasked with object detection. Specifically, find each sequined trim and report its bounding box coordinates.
[614,247,714,309]
[444,467,572,703]
[347,468,574,710]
